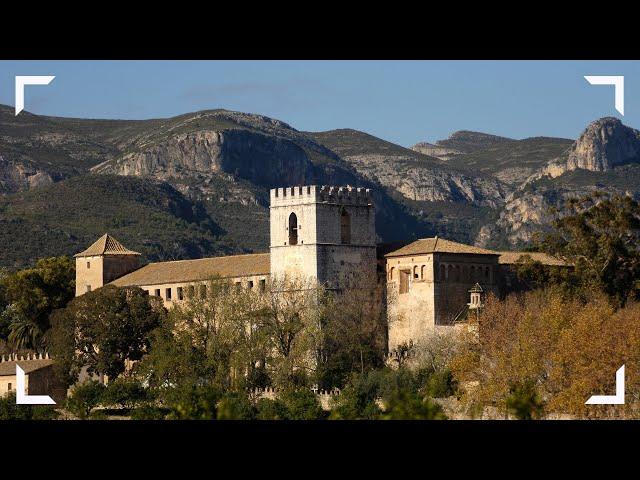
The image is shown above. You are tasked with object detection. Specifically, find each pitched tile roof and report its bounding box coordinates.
[110,252,270,287]
[0,359,54,376]
[385,237,498,257]
[74,234,140,257]
[497,251,568,266]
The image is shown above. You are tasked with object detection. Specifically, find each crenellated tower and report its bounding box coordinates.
[269,185,376,289]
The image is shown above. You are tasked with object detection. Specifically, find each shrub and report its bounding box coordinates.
[66,381,106,419]
[216,392,256,420]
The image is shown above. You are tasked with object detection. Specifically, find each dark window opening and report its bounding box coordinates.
[7,383,11,391]
[155,289,161,297]
[259,279,266,292]
[199,284,207,298]
[248,281,254,289]
[166,288,172,301]
[399,270,411,294]
[87,262,90,269]
[177,287,183,300]
[288,212,298,245]
[340,209,351,244]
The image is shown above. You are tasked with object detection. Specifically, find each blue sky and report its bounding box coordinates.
[0,60,639,147]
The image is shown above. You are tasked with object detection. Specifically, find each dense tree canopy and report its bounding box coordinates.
[0,256,75,350]
[49,285,165,383]
[539,192,640,305]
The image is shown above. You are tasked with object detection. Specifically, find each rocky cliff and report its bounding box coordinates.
[4,104,640,266]
[566,117,640,171]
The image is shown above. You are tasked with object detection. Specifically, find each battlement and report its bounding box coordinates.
[270,185,373,206]
[0,352,51,362]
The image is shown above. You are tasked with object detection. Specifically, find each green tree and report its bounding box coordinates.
[216,392,256,420]
[381,390,447,420]
[164,384,221,420]
[0,392,58,420]
[66,381,106,419]
[101,377,149,410]
[317,275,387,389]
[506,380,544,420]
[0,256,75,349]
[329,372,382,420]
[540,192,640,305]
[278,389,324,420]
[255,398,289,420]
[49,285,165,382]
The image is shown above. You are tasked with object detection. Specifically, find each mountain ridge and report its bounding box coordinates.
[2,105,640,267]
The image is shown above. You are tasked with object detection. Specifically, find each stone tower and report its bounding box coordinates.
[74,234,141,296]
[269,185,376,289]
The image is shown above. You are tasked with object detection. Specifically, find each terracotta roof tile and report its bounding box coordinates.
[0,359,54,376]
[497,251,568,266]
[110,252,270,287]
[385,237,498,257]
[75,234,140,257]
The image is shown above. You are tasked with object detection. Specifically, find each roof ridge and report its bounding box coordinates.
[142,251,270,266]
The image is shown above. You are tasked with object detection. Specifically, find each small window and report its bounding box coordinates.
[340,208,351,244]
[259,279,266,292]
[155,289,161,297]
[288,213,298,245]
[86,285,91,293]
[177,287,183,300]
[199,284,207,298]
[413,265,419,279]
[247,281,254,289]
[7,383,12,392]
[165,288,172,301]
[87,261,91,269]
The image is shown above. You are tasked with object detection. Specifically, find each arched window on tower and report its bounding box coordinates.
[288,212,298,245]
[340,208,351,244]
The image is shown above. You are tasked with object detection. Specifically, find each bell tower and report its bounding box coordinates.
[269,185,376,288]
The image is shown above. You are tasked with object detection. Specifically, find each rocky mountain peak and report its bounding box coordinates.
[567,116,640,171]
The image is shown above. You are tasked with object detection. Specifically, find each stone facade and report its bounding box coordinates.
[269,185,376,288]
[0,354,67,404]
[386,249,500,350]
[74,185,567,353]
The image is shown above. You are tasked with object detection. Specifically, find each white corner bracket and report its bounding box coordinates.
[584,75,625,116]
[585,365,625,405]
[15,75,55,116]
[15,365,56,405]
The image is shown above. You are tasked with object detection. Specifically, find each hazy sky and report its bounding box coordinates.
[1,60,638,147]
